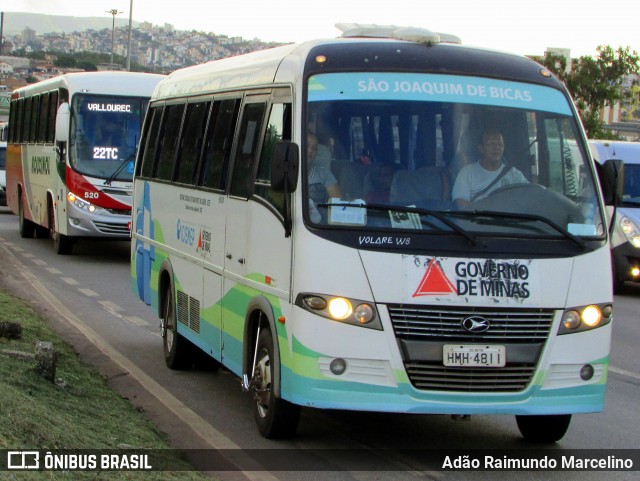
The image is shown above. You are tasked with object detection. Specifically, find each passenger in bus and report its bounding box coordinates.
[307,133,341,221]
[452,129,527,208]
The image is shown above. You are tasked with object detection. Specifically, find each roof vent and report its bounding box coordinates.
[335,23,461,45]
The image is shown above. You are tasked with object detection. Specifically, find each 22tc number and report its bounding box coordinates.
[93,147,119,160]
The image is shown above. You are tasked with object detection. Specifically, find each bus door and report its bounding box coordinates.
[222,96,268,373]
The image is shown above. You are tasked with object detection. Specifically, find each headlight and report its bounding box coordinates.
[558,303,612,335]
[67,192,106,215]
[619,216,640,248]
[296,293,381,330]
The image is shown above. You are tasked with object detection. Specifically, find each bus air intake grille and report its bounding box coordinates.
[387,305,554,343]
[92,221,131,235]
[176,290,200,333]
[177,290,189,327]
[404,362,536,392]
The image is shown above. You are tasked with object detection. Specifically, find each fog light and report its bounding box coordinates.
[71,218,80,226]
[631,267,640,278]
[580,364,594,381]
[330,358,347,375]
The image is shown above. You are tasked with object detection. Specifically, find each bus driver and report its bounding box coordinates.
[452,129,528,208]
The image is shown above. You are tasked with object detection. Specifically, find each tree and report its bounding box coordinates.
[539,46,640,139]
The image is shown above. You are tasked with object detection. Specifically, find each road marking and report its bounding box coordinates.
[31,259,47,266]
[79,288,99,297]
[10,245,24,252]
[46,267,63,275]
[609,365,640,381]
[125,316,151,327]
[21,252,35,258]
[61,277,79,286]
[99,300,123,313]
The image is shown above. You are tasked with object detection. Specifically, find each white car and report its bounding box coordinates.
[590,140,640,292]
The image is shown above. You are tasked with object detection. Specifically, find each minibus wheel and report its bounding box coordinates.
[162,284,193,369]
[515,414,571,442]
[252,328,300,438]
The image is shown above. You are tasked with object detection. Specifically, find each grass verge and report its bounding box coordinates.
[0,289,211,480]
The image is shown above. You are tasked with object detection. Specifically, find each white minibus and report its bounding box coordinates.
[132,25,622,441]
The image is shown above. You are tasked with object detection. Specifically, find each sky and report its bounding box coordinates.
[2,0,639,58]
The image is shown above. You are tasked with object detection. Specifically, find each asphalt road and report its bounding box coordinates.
[1,206,639,480]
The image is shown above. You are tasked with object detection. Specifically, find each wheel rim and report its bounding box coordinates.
[253,347,272,419]
[164,293,175,351]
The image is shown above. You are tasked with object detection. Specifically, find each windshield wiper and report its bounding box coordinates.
[453,209,587,249]
[318,202,477,246]
[104,153,135,186]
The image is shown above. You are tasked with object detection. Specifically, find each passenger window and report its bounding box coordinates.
[22,97,32,143]
[29,94,40,143]
[140,107,163,178]
[47,91,58,143]
[255,103,291,215]
[200,99,240,190]
[175,101,210,185]
[38,93,50,143]
[155,104,185,181]
[230,102,266,198]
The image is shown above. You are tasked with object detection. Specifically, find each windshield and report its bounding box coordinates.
[305,72,605,240]
[622,164,640,206]
[69,94,148,181]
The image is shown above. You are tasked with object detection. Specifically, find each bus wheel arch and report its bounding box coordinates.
[244,297,300,438]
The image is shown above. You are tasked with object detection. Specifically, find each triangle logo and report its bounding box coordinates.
[412,258,457,297]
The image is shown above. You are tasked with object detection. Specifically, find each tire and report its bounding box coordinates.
[48,204,74,255]
[516,414,572,443]
[53,231,73,255]
[251,328,300,438]
[161,283,194,370]
[18,196,36,239]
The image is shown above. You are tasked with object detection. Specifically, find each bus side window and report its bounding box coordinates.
[139,106,163,179]
[47,91,58,144]
[155,103,186,181]
[229,102,267,198]
[255,103,291,215]
[175,101,210,185]
[37,93,50,143]
[22,97,32,144]
[200,99,240,191]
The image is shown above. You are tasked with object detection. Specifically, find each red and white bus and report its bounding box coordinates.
[6,71,164,254]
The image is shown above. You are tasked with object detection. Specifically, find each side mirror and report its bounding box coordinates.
[597,158,624,206]
[55,102,70,143]
[271,141,299,193]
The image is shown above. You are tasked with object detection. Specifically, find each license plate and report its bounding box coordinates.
[443,344,506,367]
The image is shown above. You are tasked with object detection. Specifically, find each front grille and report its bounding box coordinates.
[388,304,554,392]
[389,305,554,343]
[405,363,536,392]
[93,221,130,235]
